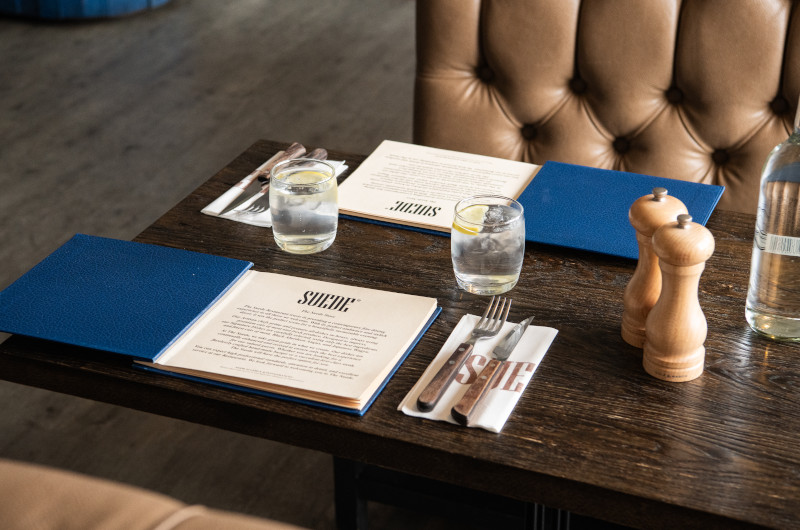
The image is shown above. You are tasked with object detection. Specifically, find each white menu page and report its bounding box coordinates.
[338,140,540,232]
[140,270,438,411]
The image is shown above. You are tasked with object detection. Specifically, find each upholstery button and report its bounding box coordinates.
[569,77,587,94]
[712,149,730,165]
[666,87,683,104]
[770,95,790,115]
[613,137,630,154]
[521,124,537,140]
[476,65,494,82]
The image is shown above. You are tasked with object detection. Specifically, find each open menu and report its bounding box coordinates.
[338,140,539,233]
[338,140,725,260]
[0,234,439,414]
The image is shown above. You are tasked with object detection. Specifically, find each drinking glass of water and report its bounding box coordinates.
[451,195,525,295]
[270,158,338,254]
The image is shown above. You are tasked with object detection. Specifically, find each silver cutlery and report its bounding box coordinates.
[242,147,329,214]
[416,296,510,412]
[451,315,534,425]
[219,142,306,214]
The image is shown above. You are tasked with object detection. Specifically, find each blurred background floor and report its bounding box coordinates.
[0,1,471,528]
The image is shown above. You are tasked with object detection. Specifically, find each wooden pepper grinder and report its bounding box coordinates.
[643,214,715,382]
[622,188,688,348]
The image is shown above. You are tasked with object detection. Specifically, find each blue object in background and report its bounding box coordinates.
[0,0,170,19]
[517,161,725,260]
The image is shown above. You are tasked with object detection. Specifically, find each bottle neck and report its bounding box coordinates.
[794,99,800,131]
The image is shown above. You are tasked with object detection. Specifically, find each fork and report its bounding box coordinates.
[242,148,329,214]
[240,192,270,214]
[417,296,510,412]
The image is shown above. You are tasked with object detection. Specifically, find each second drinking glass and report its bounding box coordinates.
[451,195,525,295]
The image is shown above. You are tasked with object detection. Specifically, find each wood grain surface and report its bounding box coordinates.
[1,140,798,530]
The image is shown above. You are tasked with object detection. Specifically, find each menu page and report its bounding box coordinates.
[338,140,540,232]
[146,270,438,408]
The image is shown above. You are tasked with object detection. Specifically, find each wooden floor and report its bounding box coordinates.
[0,2,472,528]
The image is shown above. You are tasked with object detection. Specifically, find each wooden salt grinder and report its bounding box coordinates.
[622,188,688,348]
[643,214,715,382]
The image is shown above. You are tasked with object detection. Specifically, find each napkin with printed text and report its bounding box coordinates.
[399,314,557,433]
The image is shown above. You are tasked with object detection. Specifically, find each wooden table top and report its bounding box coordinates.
[1,140,798,529]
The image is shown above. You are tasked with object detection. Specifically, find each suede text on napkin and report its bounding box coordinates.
[399,314,557,433]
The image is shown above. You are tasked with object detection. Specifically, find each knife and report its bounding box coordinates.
[219,142,306,214]
[451,316,534,426]
[237,148,332,214]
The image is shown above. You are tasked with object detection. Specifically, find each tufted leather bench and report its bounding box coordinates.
[0,459,306,530]
[413,0,800,214]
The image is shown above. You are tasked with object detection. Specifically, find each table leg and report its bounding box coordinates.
[334,457,368,530]
[331,456,575,530]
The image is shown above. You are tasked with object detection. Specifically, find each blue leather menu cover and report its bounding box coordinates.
[0,234,253,360]
[518,162,725,259]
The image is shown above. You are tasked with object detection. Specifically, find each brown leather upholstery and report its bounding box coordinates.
[0,459,305,530]
[413,0,800,214]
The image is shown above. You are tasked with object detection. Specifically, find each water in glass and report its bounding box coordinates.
[451,197,525,295]
[270,160,338,254]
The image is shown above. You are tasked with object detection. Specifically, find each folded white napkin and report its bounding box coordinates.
[201,159,348,228]
[399,314,557,433]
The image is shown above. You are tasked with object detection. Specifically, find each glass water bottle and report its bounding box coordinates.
[745,102,800,341]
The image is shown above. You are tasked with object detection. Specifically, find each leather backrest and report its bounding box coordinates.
[413,0,800,213]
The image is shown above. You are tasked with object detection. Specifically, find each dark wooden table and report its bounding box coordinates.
[1,140,798,530]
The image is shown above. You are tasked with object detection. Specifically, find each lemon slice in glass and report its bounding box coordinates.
[452,204,488,235]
